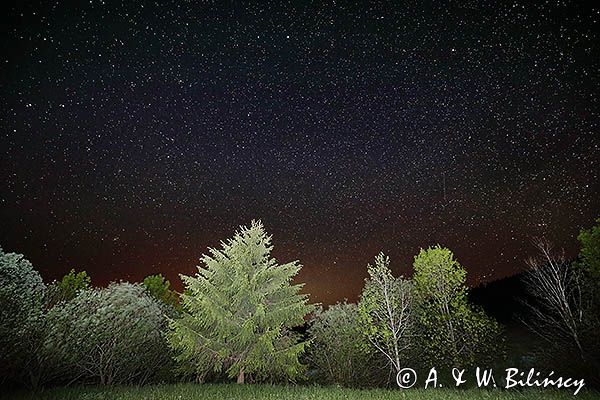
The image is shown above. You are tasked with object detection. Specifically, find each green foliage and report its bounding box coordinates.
[143,273,180,310]
[45,269,91,308]
[307,302,376,387]
[168,220,314,383]
[573,218,600,383]
[358,253,413,377]
[575,217,600,283]
[412,246,503,368]
[413,246,466,303]
[45,282,171,385]
[0,246,46,384]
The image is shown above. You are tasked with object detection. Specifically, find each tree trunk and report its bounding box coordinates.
[237,367,245,384]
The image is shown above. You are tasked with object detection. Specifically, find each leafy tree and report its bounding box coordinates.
[412,245,503,368]
[358,253,413,379]
[575,218,600,346]
[168,220,314,384]
[575,217,600,285]
[143,273,180,310]
[307,302,375,387]
[0,247,46,385]
[45,282,170,385]
[45,269,91,308]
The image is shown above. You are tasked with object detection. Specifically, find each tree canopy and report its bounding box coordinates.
[412,246,503,367]
[143,273,180,310]
[45,269,91,308]
[168,220,314,384]
[46,282,170,385]
[358,252,413,378]
[0,247,46,382]
[576,217,600,282]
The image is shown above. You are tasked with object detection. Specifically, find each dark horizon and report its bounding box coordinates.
[2,215,596,305]
[1,1,598,305]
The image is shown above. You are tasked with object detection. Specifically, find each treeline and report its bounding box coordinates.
[1,219,598,389]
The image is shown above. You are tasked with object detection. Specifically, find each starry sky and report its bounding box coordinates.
[1,1,598,304]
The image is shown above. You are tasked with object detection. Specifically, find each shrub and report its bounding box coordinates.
[45,282,171,385]
[0,247,46,386]
[307,302,376,387]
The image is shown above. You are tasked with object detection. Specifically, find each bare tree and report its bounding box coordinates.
[522,238,585,360]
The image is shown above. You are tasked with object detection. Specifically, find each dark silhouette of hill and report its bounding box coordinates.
[469,271,528,324]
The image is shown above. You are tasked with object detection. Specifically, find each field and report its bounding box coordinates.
[2,383,597,400]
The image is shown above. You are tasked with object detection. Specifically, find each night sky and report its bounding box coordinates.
[1,1,598,304]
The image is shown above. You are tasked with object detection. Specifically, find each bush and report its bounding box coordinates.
[307,302,377,387]
[0,247,46,386]
[45,282,171,385]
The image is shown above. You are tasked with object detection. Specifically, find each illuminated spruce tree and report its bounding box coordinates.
[168,220,313,384]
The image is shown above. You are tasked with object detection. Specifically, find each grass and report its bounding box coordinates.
[2,383,598,400]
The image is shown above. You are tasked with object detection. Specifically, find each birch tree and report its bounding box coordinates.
[523,238,586,359]
[524,229,600,384]
[358,253,413,379]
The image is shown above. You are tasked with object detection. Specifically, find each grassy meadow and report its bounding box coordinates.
[2,383,598,400]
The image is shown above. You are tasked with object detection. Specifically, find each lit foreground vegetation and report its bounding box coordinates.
[2,219,599,392]
[4,384,600,400]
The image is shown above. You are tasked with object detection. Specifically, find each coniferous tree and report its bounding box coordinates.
[168,220,314,384]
